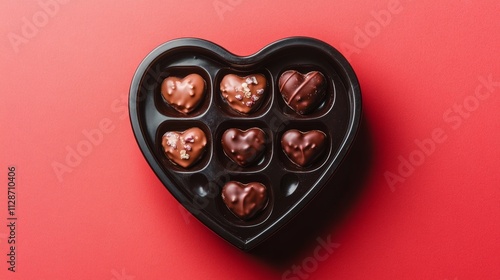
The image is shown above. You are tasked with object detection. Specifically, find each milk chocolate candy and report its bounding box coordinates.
[161,127,207,168]
[220,74,266,114]
[161,74,206,114]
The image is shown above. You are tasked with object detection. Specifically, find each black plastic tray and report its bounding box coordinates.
[129,37,361,250]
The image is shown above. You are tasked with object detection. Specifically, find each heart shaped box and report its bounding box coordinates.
[129,37,361,250]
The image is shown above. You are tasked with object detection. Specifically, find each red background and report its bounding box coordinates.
[1,0,499,279]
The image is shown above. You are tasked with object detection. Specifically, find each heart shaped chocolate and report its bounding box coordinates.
[279,70,326,114]
[281,129,327,167]
[161,74,206,114]
[221,128,267,167]
[130,37,362,250]
[220,74,266,114]
[161,127,207,168]
[222,181,268,220]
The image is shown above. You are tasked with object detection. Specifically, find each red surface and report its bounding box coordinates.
[1,0,499,279]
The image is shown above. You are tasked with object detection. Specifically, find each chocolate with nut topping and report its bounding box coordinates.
[220,74,266,114]
[162,127,207,168]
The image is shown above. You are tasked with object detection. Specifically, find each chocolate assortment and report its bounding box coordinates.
[129,37,361,250]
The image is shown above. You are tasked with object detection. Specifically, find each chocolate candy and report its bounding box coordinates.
[221,128,267,167]
[220,74,266,114]
[281,129,327,167]
[222,181,268,220]
[161,127,207,168]
[279,70,326,114]
[161,74,206,114]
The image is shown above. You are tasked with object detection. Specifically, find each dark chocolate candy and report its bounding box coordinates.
[161,127,207,168]
[220,74,266,114]
[281,129,327,167]
[279,70,326,114]
[222,181,268,220]
[161,74,206,114]
[221,128,267,167]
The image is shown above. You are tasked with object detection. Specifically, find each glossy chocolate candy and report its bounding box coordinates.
[161,127,207,168]
[222,181,268,220]
[221,127,267,167]
[279,70,326,115]
[161,74,206,114]
[281,129,327,167]
[220,74,266,114]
